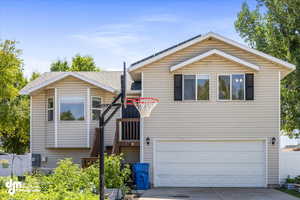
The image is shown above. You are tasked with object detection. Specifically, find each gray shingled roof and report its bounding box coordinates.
[20,71,138,95]
[131,34,202,66]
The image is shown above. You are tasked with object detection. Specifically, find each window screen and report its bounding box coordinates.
[47,98,54,121]
[232,74,245,100]
[218,75,230,100]
[92,96,101,120]
[197,75,209,100]
[184,75,196,100]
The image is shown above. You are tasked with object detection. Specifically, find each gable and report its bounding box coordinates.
[20,72,118,95]
[129,32,295,78]
[170,49,260,72]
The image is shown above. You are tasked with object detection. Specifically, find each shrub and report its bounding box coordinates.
[104,154,131,189]
[286,175,295,183]
[0,155,130,199]
[83,154,131,193]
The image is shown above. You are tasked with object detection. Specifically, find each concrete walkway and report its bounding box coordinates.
[137,188,299,200]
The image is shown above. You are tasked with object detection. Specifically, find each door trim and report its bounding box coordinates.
[152,137,268,187]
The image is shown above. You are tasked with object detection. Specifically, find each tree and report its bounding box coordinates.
[235,0,300,137]
[50,59,69,72]
[30,71,41,81]
[0,40,26,101]
[0,40,29,154]
[50,54,100,72]
[70,54,100,71]
[0,96,29,154]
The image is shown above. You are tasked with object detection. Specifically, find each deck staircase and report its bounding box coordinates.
[81,118,140,168]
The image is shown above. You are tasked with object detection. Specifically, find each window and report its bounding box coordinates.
[47,97,54,121]
[197,75,209,100]
[232,74,245,100]
[183,75,210,100]
[92,96,101,120]
[218,74,245,100]
[60,97,85,120]
[218,75,231,100]
[184,75,196,100]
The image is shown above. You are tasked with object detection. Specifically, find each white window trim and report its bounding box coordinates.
[217,73,246,101]
[182,74,210,101]
[47,96,54,121]
[91,96,102,121]
[59,96,86,121]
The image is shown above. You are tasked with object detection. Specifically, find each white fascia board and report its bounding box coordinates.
[170,49,260,72]
[129,32,295,72]
[20,72,116,95]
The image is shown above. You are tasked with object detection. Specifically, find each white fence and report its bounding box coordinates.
[280,135,300,148]
[0,154,31,176]
[280,151,300,183]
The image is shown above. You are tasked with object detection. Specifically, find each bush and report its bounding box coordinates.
[83,154,131,193]
[286,175,295,183]
[0,155,131,199]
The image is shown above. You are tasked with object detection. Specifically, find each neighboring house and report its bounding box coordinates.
[20,32,295,188]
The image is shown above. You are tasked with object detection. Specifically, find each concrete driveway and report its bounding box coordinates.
[137,188,299,200]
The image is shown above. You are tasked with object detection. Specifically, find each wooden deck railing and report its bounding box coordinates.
[119,118,140,141]
[112,118,140,154]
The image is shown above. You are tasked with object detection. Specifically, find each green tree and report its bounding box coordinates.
[235,0,300,137]
[0,40,26,101]
[50,54,100,72]
[70,54,100,71]
[0,96,29,154]
[50,59,69,72]
[30,71,41,81]
[0,40,29,154]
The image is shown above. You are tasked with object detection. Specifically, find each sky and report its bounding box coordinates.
[0,0,257,78]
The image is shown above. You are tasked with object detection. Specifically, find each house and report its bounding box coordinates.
[20,32,295,188]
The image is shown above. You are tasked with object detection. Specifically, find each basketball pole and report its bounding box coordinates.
[99,62,126,200]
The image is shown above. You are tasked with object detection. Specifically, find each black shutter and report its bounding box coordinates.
[174,74,183,101]
[245,73,254,100]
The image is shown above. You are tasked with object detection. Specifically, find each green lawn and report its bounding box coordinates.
[278,188,300,198]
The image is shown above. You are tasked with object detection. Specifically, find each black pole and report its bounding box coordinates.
[99,115,105,200]
[98,62,126,200]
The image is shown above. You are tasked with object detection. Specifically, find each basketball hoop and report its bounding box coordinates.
[127,97,159,118]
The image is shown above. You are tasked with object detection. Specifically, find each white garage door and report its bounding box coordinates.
[154,140,266,187]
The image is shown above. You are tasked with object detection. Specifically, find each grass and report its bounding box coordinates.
[278,188,300,198]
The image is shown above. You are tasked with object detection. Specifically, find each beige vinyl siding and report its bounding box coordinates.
[31,76,119,168]
[136,37,284,186]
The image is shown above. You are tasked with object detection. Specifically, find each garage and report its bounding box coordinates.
[154,139,266,187]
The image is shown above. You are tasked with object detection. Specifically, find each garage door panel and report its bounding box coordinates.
[156,140,264,152]
[157,151,264,163]
[154,140,266,187]
[156,175,265,187]
[156,163,265,176]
